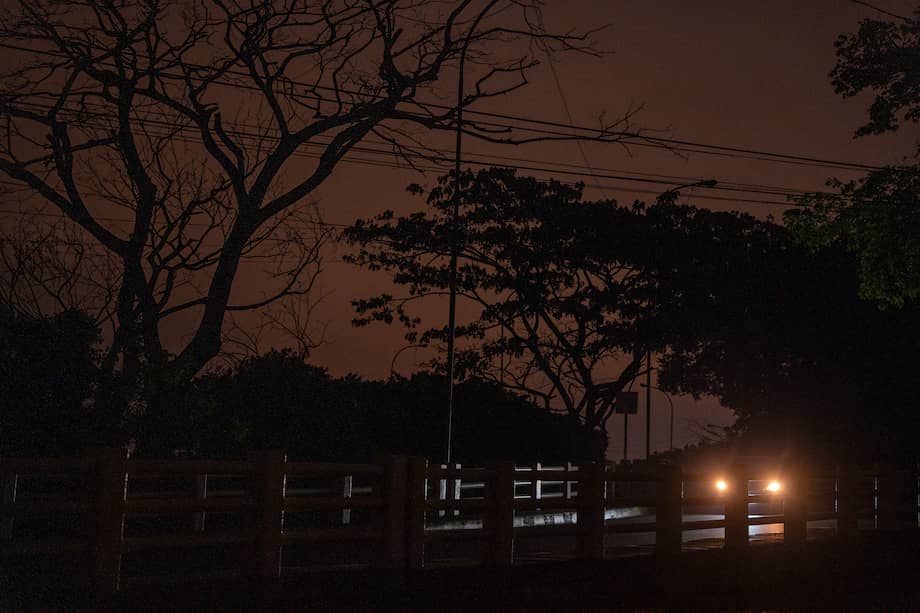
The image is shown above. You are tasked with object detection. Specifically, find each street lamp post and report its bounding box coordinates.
[390,344,426,380]
[445,3,498,465]
[642,383,676,451]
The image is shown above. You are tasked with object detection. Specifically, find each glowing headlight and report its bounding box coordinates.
[715,479,727,492]
[766,480,782,493]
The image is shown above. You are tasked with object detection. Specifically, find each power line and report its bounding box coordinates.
[13,95,816,198]
[541,33,610,200]
[0,40,886,174]
[0,201,354,230]
[178,72,888,173]
[4,99,816,208]
[848,0,913,21]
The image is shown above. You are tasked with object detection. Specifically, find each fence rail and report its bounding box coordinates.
[2,450,919,593]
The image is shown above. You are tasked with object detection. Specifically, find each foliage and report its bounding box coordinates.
[187,350,606,462]
[0,331,603,461]
[345,168,796,439]
[786,166,920,307]
[657,232,920,463]
[345,168,654,433]
[0,308,102,455]
[831,8,920,136]
[786,8,920,307]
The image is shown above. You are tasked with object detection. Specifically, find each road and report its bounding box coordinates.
[427,505,842,566]
[516,507,839,562]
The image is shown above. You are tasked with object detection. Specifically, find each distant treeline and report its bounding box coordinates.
[0,310,602,462]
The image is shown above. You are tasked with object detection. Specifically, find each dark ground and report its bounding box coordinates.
[4,532,920,612]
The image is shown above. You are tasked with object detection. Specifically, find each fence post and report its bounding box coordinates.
[577,462,606,560]
[724,464,748,550]
[248,450,285,580]
[783,467,807,549]
[484,461,515,565]
[915,462,919,530]
[406,457,427,569]
[1,472,16,540]
[877,464,901,531]
[656,464,682,557]
[533,463,542,500]
[436,463,461,518]
[564,462,576,500]
[836,464,858,538]
[87,447,128,594]
[192,473,208,533]
[342,475,353,526]
[379,455,408,568]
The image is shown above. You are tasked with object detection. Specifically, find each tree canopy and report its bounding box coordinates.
[786,6,920,307]
[658,233,920,463]
[0,307,102,455]
[830,6,920,137]
[346,169,654,435]
[198,351,604,462]
[347,167,920,461]
[345,168,799,439]
[0,313,602,461]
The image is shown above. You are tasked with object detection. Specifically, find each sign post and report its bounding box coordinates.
[615,392,639,461]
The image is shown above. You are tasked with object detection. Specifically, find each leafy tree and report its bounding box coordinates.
[786,7,920,307]
[345,169,655,438]
[830,6,920,137]
[186,350,603,462]
[0,308,103,455]
[787,167,920,307]
[346,168,916,459]
[657,225,920,463]
[345,169,808,444]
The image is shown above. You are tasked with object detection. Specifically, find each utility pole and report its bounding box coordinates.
[642,383,675,451]
[445,3,497,464]
[645,350,652,459]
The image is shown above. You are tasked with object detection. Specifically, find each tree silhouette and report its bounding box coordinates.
[656,219,920,463]
[183,350,603,462]
[0,307,103,455]
[0,1,625,441]
[0,215,120,326]
[786,7,920,307]
[346,168,672,438]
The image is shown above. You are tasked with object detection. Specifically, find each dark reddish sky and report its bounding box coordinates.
[288,1,916,458]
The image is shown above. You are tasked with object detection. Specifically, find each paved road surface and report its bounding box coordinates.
[431,508,841,566]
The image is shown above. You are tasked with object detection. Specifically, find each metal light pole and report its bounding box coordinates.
[445,3,497,465]
[642,383,676,450]
[645,350,651,459]
[390,344,426,380]
[644,179,717,459]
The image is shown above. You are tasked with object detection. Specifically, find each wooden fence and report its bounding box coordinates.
[2,450,918,593]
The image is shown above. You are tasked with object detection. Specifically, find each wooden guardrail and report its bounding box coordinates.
[2,451,918,593]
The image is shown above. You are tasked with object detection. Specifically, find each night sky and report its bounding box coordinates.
[288,1,916,457]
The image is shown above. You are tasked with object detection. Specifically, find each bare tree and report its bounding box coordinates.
[0,1,629,408]
[0,213,120,325]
